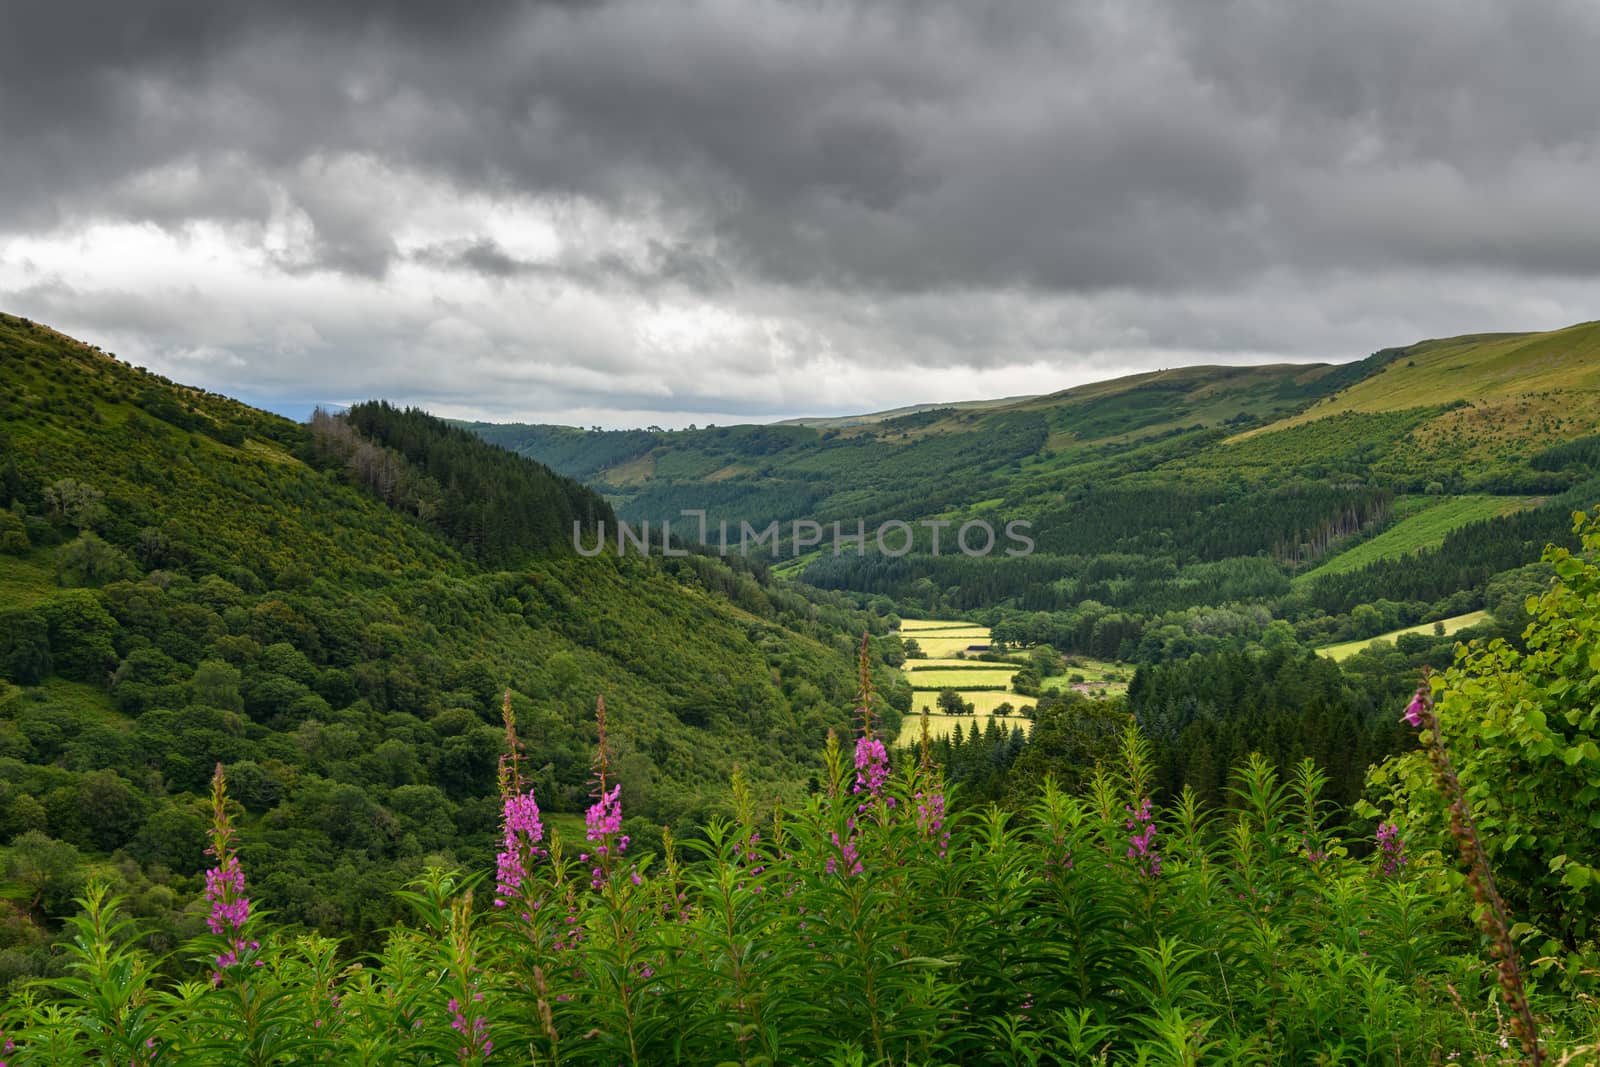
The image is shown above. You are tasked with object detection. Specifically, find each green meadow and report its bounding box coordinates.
[1292,494,1536,586]
[1316,609,1491,661]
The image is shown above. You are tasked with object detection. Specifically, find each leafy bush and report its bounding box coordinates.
[1374,507,1600,990]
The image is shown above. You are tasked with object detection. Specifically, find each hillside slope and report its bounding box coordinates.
[469,323,1600,662]
[0,312,900,955]
[1247,321,1600,431]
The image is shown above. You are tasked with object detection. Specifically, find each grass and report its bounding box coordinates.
[1293,496,1537,586]
[1243,321,1600,437]
[904,631,994,657]
[906,657,1023,670]
[1317,610,1492,661]
[896,692,1035,746]
[899,620,988,634]
[0,551,60,610]
[907,670,1016,690]
[7,677,133,729]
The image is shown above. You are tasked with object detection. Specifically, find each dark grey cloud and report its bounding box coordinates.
[2,0,1599,424]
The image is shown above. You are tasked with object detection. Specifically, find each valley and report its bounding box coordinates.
[5,313,1600,1059]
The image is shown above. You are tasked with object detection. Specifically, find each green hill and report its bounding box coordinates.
[1243,321,1600,431]
[0,312,903,958]
[468,322,1600,668]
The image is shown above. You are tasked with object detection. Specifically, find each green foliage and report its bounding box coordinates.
[1376,507,1600,986]
[2,740,1595,1063]
[54,533,135,588]
[37,592,118,683]
[0,612,52,685]
[0,510,30,555]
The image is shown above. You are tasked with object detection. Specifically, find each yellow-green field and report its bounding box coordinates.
[905,668,1016,689]
[899,624,992,657]
[1233,321,1600,441]
[894,621,1129,744]
[1292,495,1537,586]
[897,711,1031,747]
[1316,610,1492,661]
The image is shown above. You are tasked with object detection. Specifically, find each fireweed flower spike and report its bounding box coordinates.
[494,690,545,908]
[1402,673,1543,1065]
[853,736,890,800]
[204,763,260,983]
[1124,797,1161,877]
[585,696,629,889]
[913,710,950,858]
[496,791,545,908]
[1376,821,1407,877]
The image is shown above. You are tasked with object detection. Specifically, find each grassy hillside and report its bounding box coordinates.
[0,311,906,962]
[1252,321,1600,429]
[1316,609,1492,661]
[1291,495,1537,586]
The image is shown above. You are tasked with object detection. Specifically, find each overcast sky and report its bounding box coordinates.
[3,0,1599,428]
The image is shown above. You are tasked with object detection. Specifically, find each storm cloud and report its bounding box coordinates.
[3,0,1599,425]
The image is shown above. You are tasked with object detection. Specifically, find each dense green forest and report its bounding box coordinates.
[0,313,909,982]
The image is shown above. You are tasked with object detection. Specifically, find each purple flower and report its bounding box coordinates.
[1403,695,1426,728]
[826,829,864,877]
[449,995,492,1062]
[585,783,627,888]
[586,783,624,841]
[204,764,258,983]
[1124,797,1161,878]
[853,736,890,799]
[494,789,544,907]
[1376,821,1408,877]
[914,789,949,858]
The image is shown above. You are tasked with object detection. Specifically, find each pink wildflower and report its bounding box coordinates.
[494,789,544,907]
[1124,797,1161,878]
[204,764,259,983]
[853,736,890,799]
[1376,821,1407,877]
[914,789,949,858]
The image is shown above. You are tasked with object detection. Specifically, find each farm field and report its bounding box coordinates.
[900,624,993,657]
[1292,495,1536,586]
[898,619,987,632]
[895,620,1131,743]
[905,668,1016,690]
[1316,609,1492,661]
[896,710,1029,747]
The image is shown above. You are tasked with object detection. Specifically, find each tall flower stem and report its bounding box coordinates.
[1405,676,1542,1065]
